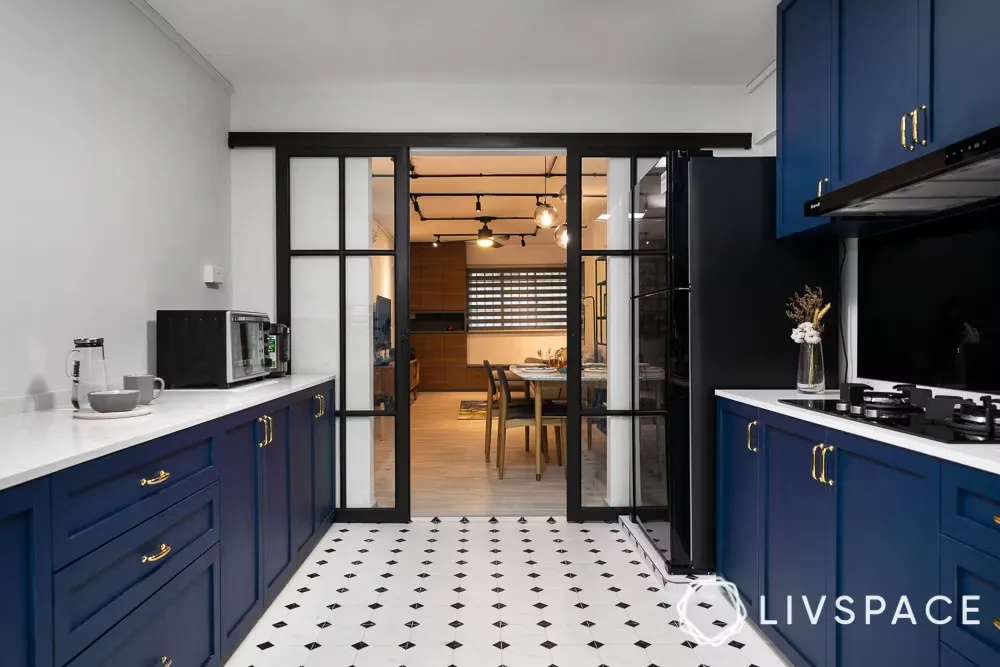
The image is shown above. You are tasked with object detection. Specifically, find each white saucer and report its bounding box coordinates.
[73,406,154,420]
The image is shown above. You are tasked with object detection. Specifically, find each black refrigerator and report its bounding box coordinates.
[645,155,839,574]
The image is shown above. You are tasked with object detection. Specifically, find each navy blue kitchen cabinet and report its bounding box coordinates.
[776,0,835,238]
[759,411,832,667]
[67,545,221,667]
[939,536,1000,666]
[262,407,293,604]
[826,431,940,667]
[835,0,923,185]
[0,478,53,667]
[218,414,265,658]
[925,0,1000,148]
[716,399,761,614]
[314,383,335,530]
[290,395,317,559]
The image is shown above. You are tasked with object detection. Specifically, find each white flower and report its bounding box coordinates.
[804,332,822,345]
[798,321,815,332]
[791,328,805,343]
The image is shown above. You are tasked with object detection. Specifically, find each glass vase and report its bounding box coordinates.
[797,341,826,393]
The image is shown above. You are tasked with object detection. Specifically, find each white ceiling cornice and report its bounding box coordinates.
[128,0,233,94]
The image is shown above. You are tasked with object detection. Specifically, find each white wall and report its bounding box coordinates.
[0,0,231,408]
[231,149,276,319]
[232,83,752,133]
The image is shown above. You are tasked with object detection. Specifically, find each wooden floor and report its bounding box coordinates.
[373,391,609,517]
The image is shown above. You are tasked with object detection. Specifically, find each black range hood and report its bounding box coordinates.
[805,125,1000,218]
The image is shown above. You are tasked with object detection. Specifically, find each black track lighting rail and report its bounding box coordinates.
[379,171,607,179]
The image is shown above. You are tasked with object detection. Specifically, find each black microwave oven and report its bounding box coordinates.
[156,310,271,388]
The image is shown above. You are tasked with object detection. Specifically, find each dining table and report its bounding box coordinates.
[508,363,667,480]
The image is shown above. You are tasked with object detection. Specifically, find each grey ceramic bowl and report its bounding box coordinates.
[87,389,141,413]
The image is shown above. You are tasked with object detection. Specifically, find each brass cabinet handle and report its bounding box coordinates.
[811,444,823,481]
[320,394,326,417]
[314,394,322,418]
[266,415,273,444]
[820,446,835,485]
[912,105,928,146]
[993,617,1000,631]
[993,515,1000,526]
[161,657,173,667]
[817,177,830,198]
[746,420,758,453]
[140,470,170,486]
[258,416,268,447]
[142,543,171,564]
[901,114,908,149]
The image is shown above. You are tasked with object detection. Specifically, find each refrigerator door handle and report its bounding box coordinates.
[672,286,691,292]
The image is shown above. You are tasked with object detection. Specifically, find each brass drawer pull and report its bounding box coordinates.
[994,617,1000,631]
[142,543,171,564]
[140,470,170,486]
[820,445,835,486]
[993,515,1000,526]
[745,420,758,453]
[161,657,173,667]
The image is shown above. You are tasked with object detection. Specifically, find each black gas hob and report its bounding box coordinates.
[780,383,1000,444]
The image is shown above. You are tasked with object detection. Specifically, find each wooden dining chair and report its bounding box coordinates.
[496,369,567,481]
[483,361,533,464]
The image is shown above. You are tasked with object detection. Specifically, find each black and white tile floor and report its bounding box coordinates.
[226,518,788,667]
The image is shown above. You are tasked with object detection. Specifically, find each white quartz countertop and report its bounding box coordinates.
[0,374,335,493]
[716,389,1000,476]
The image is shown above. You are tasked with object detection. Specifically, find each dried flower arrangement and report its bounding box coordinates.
[787,286,832,345]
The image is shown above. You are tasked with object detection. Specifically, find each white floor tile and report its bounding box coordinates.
[224,520,787,667]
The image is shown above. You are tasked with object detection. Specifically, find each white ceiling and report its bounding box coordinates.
[145,0,777,87]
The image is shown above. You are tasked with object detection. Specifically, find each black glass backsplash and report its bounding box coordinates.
[858,210,1000,393]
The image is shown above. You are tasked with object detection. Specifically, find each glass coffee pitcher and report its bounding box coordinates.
[66,338,109,409]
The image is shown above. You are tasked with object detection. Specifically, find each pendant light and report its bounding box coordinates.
[533,157,559,228]
[475,195,482,214]
[476,222,495,248]
[554,223,569,249]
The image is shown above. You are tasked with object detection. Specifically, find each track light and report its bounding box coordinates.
[475,195,482,214]
[432,235,439,248]
[477,223,495,248]
[520,236,526,247]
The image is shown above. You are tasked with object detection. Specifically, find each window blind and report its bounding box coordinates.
[467,268,568,330]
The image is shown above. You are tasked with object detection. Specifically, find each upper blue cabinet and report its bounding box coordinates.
[776,0,835,238]
[776,0,1000,237]
[925,0,1000,148]
[835,0,923,186]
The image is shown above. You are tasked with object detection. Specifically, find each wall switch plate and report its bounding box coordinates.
[203,264,224,284]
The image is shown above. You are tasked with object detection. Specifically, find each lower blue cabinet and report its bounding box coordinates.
[218,415,265,659]
[290,396,317,560]
[54,483,219,665]
[262,407,292,605]
[940,536,1000,666]
[67,545,221,667]
[314,383,335,529]
[941,643,978,667]
[759,412,832,667]
[0,478,53,667]
[716,399,761,614]
[828,432,940,667]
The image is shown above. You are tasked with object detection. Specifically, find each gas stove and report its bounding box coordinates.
[780,383,1000,444]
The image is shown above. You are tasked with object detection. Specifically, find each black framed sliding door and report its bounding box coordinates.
[277,146,411,522]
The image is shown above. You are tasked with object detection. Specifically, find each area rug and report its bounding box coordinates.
[458,400,489,420]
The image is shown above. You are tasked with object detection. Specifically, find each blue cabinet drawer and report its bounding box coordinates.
[52,421,219,568]
[942,462,1000,560]
[54,483,219,665]
[940,536,1000,666]
[66,544,221,667]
